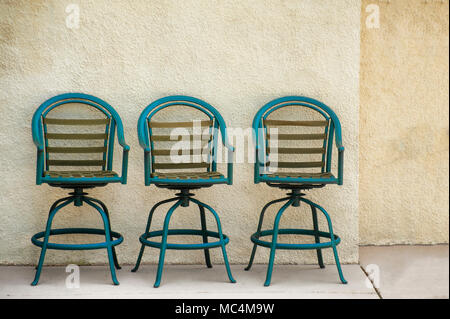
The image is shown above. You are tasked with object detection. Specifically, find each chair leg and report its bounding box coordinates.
[154,200,183,288]
[331,245,347,284]
[154,199,182,288]
[311,205,325,269]
[264,198,294,287]
[132,198,179,273]
[191,198,236,284]
[199,205,213,268]
[31,197,75,286]
[301,198,347,284]
[84,199,120,285]
[245,197,290,271]
[86,197,121,270]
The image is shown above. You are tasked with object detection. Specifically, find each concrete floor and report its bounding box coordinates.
[0,245,448,299]
[359,245,449,299]
[0,265,376,299]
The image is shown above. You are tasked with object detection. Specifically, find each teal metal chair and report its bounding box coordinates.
[132,95,236,288]
[245,96,347,286]
[31,93,129,285]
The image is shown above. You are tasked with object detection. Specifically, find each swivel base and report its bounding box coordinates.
[245,189,347,286]
[31,188,123,286]
[132,189,236,288]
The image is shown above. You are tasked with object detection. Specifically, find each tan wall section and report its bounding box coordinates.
[0,1,360,265]
[360,0,449,245]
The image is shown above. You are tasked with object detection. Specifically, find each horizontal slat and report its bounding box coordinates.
[266,147,325,154]
[47,160,106,166]
[265,161,324,168]
[149,120,213,128]
[151,171,223,180]
[267,133,327,140]
[44,170,118,178]
[151,135,210,141]
[266,172,333,178]
[44,118,109,125]
[264,120,328,127]
[45,133,108,140]
[152,149,206,156]
[153,162,210,169]
[47,147,107,153]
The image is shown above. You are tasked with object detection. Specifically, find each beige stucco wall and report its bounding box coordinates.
[360,0,449,245]
[0,1,360,265]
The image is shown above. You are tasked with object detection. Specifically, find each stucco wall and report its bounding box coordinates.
[0,1,360,265]
[360,0,449,245]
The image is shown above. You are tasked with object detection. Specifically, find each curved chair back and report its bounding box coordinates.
[138,96,234,186]
[32,93,128,184]
[253,96,344,185]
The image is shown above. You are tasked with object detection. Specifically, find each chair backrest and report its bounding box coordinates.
[32,93,126,175]
[253,96,344,181]
[138,96,230,183]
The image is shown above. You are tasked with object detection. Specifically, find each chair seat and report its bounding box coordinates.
[260,171,338,186]
[151,171,224,180]
[44,170,118,178]
[264,172,333,179]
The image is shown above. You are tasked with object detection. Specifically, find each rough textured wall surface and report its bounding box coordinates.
[0,0,360,265]
[360,0,449,245]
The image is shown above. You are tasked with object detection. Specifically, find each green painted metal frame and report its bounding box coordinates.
[247,96,347,286]
[30,93,129,286]
[31,190,123,286]
[137,95,234,186]
[253,96,344,185]
[32,93,129,185]
[133,96,236,287]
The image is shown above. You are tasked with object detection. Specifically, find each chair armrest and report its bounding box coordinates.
[223,141,235,152]
[337,146,344,185]
[32,124,44,153]
[143,148,152,186]
[32,127,45,184]
[120,143,130,152]
[35,147,45,185]
[220,132,234,185]
[32,110,45,152]
[226,147,234,185]
[120,143,130,184]
[117,133,130,151]
[254,147,262,184]
[34,141,44,152]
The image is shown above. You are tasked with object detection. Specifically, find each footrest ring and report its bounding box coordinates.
[251,228,340,250]
[31,228,123,250]
[140,229,229,250]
